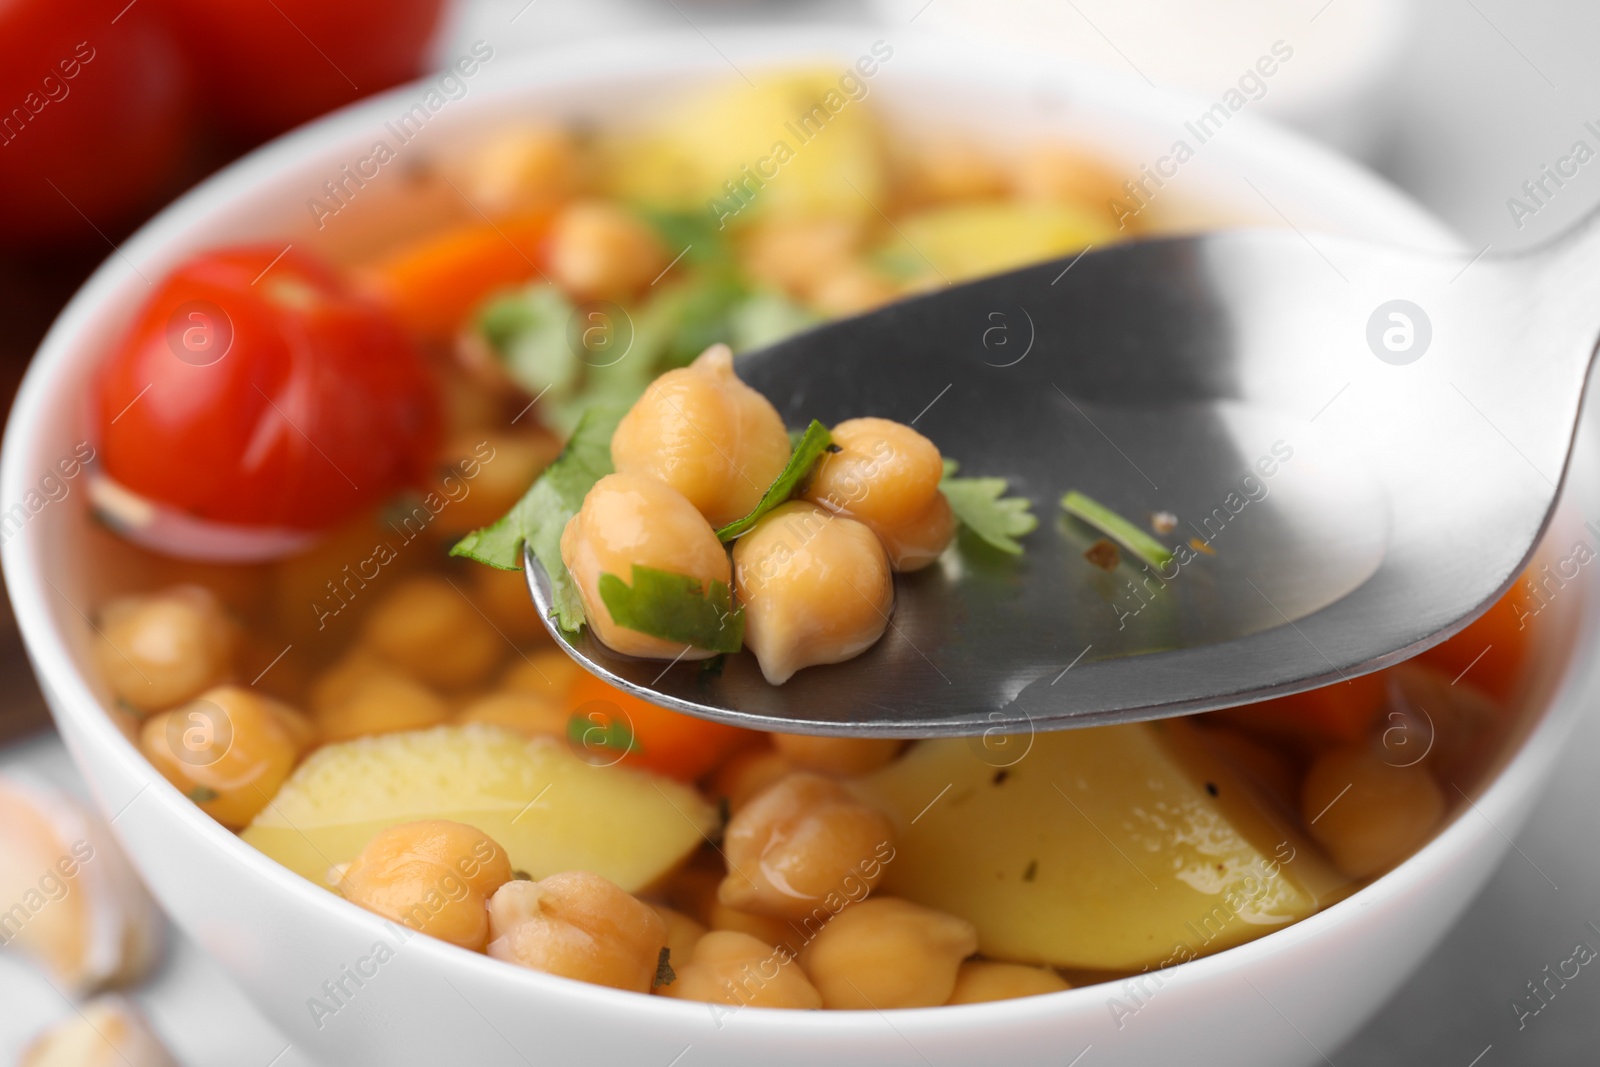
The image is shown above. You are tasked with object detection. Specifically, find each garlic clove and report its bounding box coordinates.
[20,995,178,1067]
[0,774,165,994]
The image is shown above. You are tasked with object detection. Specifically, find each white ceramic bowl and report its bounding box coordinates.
[5,26,1596,1067]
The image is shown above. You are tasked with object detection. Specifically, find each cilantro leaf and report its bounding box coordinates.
[636,273,750,369]
[730,290,819,351]
[939,460,1038,555]
[598,565,744,654]
[715,420,833,541]
[1060,489,1175,570]
[638,209,735,273]
[478,284,580,400]
[450,405,624,631]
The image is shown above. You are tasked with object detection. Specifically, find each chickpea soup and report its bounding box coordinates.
[73,69,1545,1013]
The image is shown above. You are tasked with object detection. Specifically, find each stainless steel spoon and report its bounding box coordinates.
[528,217,1598,736]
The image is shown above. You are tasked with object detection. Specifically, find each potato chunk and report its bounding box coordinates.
[850,719,1345,970]
[732,502,893,685]
[242,725,716,893]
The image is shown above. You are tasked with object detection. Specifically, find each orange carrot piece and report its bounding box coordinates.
[359,210,552,340]
[1417,578,1532,702]
[566,670,759,782]
[1211,671,1390,750]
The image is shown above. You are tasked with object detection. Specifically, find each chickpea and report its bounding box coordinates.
[771,734,905,777]
[900,138,1009,206]
[1011,145,1127,224]
[661,861,723,926]
[460,125,580,216]
[309,652,450,743]
[718,771,895,920]
[560,472,731,660]
[1301,745,1445,878]
[548,200,666,300]
[661,930,822,1009]
[487,871,666,993]
[96,586,236,713]
[362,575,504,689]
[731,503,893,686]
[946,961,1069,1005]
[741,216,863,299]
[649,903,707,971]
[804,417,956,572]
[454,690,566,738]
[707,899,804,958]
[434,431,562,538]
[799,897,977,1009]
[609,344,792,528]
[140,686,307,828]
[336,820,513,952]
[708,747,795,813]
[458,564,551,645]
[808,265,899,317]
[500,648,582,699]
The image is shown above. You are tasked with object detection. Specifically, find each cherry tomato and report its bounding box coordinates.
[96,246,440,531]
[160,0,446,139]
[0,0,193,243]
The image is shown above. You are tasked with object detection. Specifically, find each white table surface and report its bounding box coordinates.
[4,0,1599,1063]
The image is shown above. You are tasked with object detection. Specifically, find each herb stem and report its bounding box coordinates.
[1061,490,1175,570]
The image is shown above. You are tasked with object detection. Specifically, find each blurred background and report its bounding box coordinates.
[2,0,1599,1062]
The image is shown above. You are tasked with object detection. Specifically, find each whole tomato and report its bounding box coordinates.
[0,0,192,243]
[161,0,447,139]
[96,246,441,533]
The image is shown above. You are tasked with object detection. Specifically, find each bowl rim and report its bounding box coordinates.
[3,20,1591,1041]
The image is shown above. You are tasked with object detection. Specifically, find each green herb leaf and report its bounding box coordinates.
[478,284,580,399]
[1060,490,1175,570]
[654,946,676,988]
[714,420,833,541]
[639,209,735,273]
[730,289,819,351]
[565,707,638,755]
[187,786,219,804]
[450,405,624,631]
[939,460,1038,555]
[636,273,750,369]
[597,565,744,654]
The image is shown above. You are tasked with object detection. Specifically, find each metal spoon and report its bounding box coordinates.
[529,217,1598,736]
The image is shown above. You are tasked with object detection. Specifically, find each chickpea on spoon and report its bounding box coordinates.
[459,219,1600,734]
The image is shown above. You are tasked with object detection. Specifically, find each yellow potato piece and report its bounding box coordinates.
[885,201,1121,284]
[850,719,1345,971]
[242,725,715,894]
[602,71,887,223]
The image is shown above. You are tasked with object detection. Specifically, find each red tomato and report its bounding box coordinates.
[0,0,192,243]
[161,0,447,139]
[96,247,440,531]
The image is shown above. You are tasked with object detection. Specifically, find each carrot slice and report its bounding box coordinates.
[1211,671,1390,750]
[359,209,553,341]
[566,670,759,782]
[1417,579,1531,702]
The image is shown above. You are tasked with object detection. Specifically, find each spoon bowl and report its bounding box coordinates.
[532,217,1600,735]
